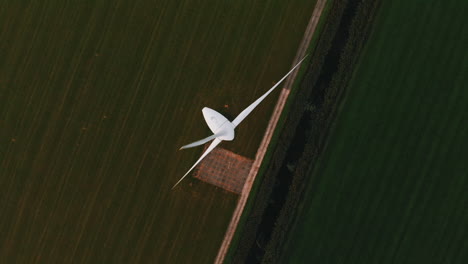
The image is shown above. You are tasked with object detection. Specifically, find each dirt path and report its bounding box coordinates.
[214,0,329,263]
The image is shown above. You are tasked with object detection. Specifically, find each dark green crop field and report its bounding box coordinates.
[0,0,315,263]
[284,0,468,263]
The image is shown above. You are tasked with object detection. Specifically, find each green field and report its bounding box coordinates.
[0,1,315,262]
[284,0,468,263]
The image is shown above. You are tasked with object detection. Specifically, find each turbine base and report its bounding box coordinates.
[193,147,252,194]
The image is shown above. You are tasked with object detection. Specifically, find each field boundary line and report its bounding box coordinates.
[214,0,329,263]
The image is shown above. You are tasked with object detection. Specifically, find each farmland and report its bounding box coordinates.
[282,0,468,263]
[0,0,316,262]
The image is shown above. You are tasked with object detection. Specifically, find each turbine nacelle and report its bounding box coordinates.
[202,107,235,141]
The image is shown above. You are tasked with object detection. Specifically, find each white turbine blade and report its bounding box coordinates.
[172,138,222,189]
[232,55,308,127]
[180,134,218,150]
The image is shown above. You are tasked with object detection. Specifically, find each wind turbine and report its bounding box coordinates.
[173,56,307,189]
